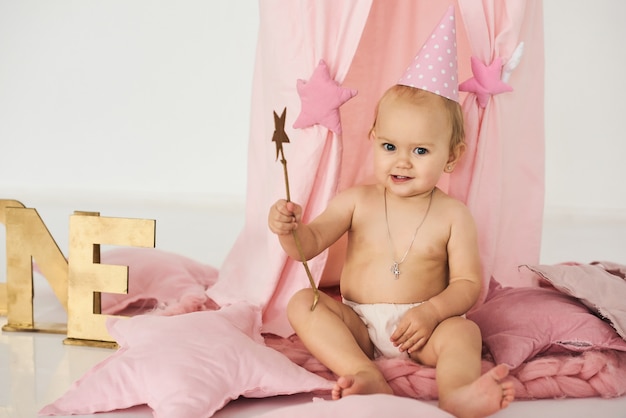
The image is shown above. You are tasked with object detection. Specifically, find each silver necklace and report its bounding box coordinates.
[384,188,434,279]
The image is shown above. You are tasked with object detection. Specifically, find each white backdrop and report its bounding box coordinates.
[0,0,257,205]
[543,0,626,217]
[0,0,625,216]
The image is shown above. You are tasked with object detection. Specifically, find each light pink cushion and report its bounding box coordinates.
[255,394,453,418]
[468,284,626,369]
[39,302,333,417]
[100,248,219,315]
[521,263,626,340]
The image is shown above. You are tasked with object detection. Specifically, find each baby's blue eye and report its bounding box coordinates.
[383,143,396,151]
[414,147,428,155]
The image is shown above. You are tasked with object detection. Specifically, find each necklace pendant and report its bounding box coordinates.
[391,262,400,280]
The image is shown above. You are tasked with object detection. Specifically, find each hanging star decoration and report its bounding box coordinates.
[292,59,357,135]
[271,108,320,310]
[459,56,513,108]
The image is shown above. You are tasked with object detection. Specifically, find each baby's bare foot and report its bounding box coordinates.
[331,369,393,400]
[440,364,515,418]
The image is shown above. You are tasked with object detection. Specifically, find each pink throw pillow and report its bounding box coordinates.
[468,284,626,369]
[521,263,626,340]
[100,248,219,315]
[39,302,333,417]
[255,394,453,418]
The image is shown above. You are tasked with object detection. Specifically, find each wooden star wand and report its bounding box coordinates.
[272,107,320,311]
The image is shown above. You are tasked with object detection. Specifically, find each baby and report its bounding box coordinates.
[268,84,515,418]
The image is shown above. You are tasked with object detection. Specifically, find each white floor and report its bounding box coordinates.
[1,198,626,418]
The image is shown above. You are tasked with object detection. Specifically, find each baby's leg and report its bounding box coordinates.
[287,289,392,399]
[410,317,515,418]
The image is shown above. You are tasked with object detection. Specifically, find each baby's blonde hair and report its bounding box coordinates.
[371,85,465,152]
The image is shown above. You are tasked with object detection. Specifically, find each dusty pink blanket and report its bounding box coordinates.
[259,265,626,400]
[265,334,626,400]
[95,248,626,401]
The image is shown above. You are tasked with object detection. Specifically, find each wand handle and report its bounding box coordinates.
[280,157,291,202]
[280,157,320,311]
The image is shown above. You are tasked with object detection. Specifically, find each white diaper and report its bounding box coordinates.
[343,298,423,359]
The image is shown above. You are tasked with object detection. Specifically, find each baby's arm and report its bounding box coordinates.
[427,204,482,317]
[268,189,356,261]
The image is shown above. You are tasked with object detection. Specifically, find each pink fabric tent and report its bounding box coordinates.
[452,0,545,304]
[207,0,544,338]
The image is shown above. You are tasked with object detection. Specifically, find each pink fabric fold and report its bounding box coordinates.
[206,0,372,337]
[452,0,545,307]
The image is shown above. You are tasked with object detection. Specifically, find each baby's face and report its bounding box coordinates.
[372,93,453,198]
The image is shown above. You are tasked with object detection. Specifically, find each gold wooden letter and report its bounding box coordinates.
[65,212,155,345]
[1,200,69,333]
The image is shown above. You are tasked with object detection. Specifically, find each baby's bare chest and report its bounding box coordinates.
[341,220,450,303]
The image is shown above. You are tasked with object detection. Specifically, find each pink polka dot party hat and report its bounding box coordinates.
[397,5,459,103]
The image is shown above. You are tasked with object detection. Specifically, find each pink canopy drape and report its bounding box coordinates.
[451,0,545,306]
[207,0,544,337]
[206,0,372,337]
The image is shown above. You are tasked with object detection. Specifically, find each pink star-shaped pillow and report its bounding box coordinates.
[39,302,333,417]
[293,59,357,135]
[459,56,513,108]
